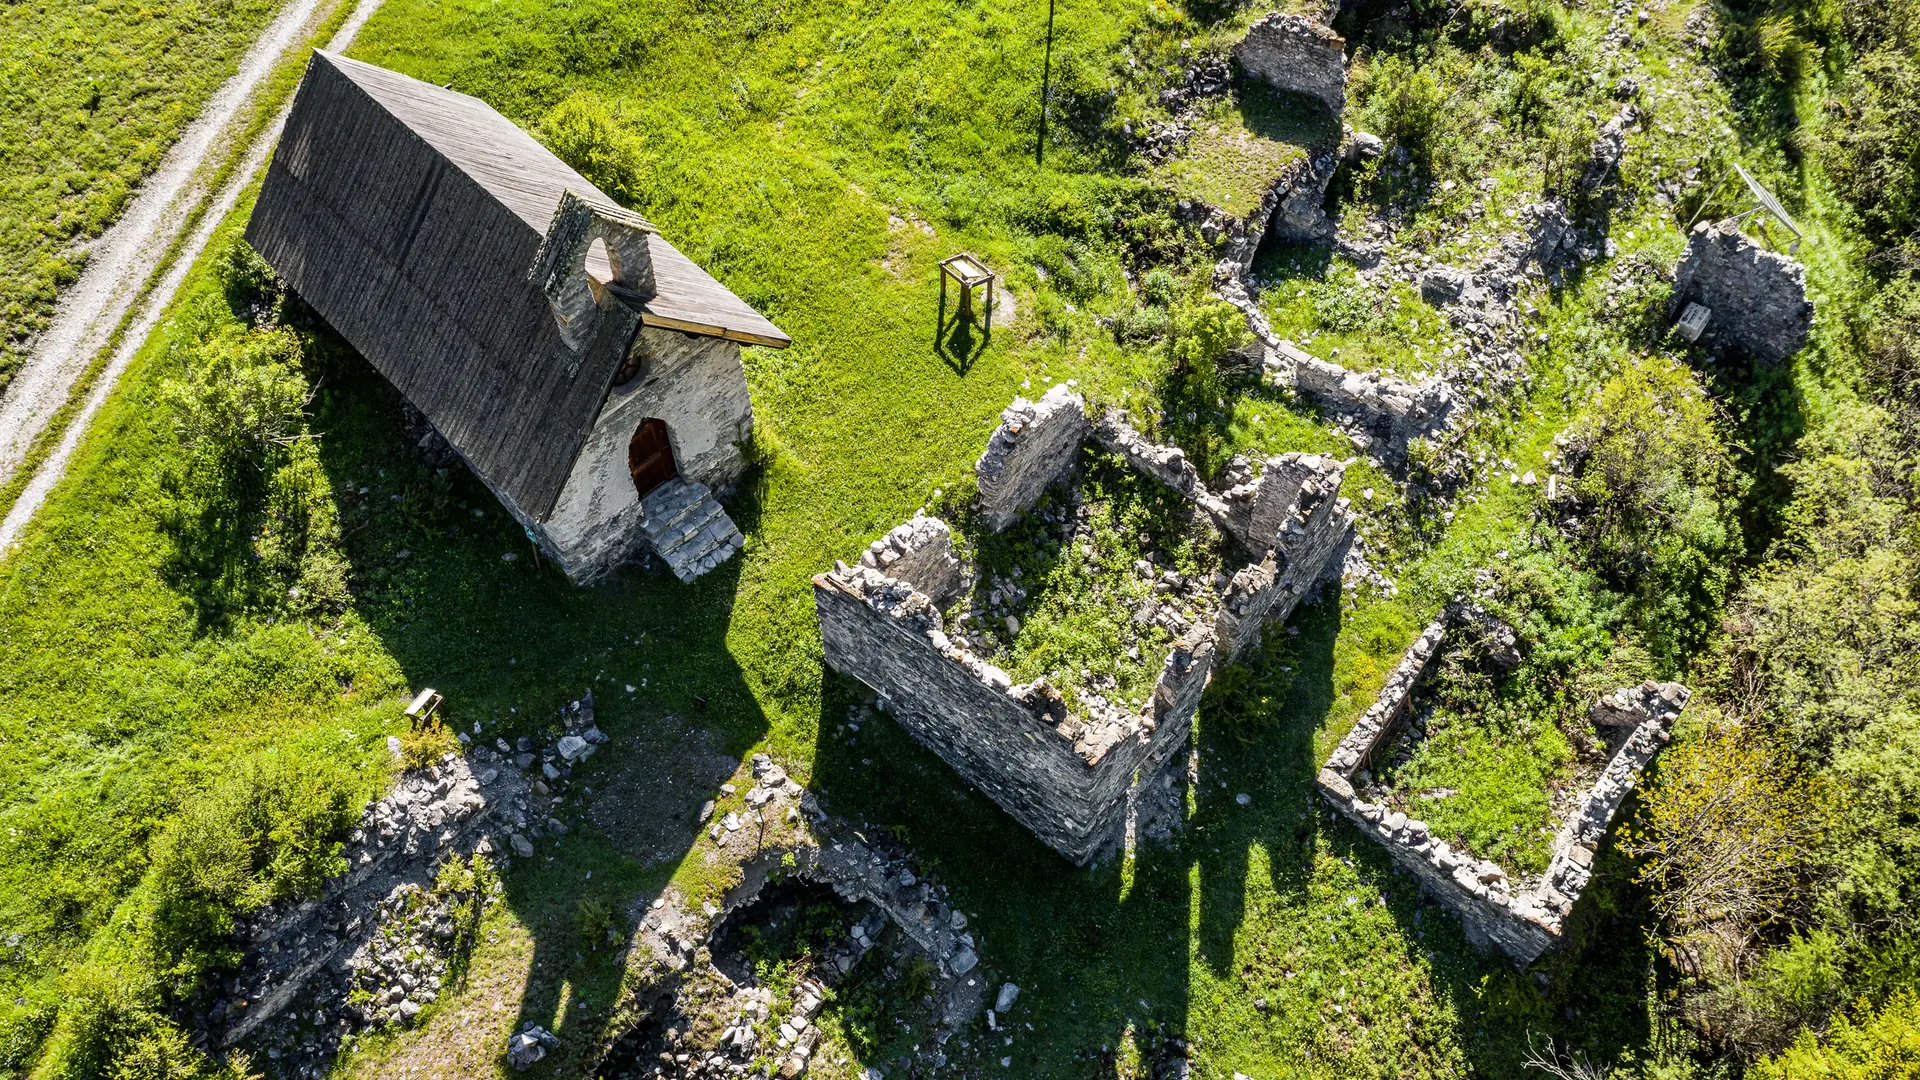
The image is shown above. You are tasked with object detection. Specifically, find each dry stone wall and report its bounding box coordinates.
[1267,342,1458,462]
[975,385,1089,531]
[1315,608,1687,965]
[1213,455,1352,658]
[1669,221,1812,365]
[857,515,967,605]
[823,398,1352,866]
[1232,13,1348,118]
[815,564,1211,865]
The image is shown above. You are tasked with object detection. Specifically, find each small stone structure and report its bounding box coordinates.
[1669,221,1812,366]
[1232,13,1348,119]
[817,394,1352,865]
[592,754,991,1080]
[1315,607,1688,965]
[246,53,792,585]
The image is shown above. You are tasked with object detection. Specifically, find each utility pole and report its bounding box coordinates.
[1037,0,1056,166]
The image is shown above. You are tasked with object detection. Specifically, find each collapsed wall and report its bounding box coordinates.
[1314,608,1687,965]
[1263,341,1458,462]
[818,398,1352,865]
[1669,221,1813,366]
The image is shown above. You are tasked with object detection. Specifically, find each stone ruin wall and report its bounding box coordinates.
[1314,607,1688,965]
[1669,221,1812,366]
[857,514,968,605]
[974,384,1090,531]
[1231,13,1348,119]
[814,566,1213,865]
[819,395,1353,865]
[1212,455,1352,658]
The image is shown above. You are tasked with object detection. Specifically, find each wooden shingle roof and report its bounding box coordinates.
[245,51,787,522]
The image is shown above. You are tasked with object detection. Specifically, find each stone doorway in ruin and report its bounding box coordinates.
[627,417,677,500]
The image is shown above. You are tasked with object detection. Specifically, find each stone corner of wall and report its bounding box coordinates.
[975,389,1091,531]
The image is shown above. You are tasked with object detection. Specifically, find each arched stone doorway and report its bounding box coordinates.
[627,418,677,500]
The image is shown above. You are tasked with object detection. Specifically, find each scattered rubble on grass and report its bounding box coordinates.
[216,694,614,1076]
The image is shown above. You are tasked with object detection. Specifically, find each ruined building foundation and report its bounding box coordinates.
[1315,607,1688,965]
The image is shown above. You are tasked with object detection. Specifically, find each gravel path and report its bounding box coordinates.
[0,0,389,556]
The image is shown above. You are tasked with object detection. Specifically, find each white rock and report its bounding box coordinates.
[995,983,1021,1013]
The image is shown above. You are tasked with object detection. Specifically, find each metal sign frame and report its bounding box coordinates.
[1685,163,1808,254]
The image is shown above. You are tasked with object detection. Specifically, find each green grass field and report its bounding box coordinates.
[0,0,1895,1073]
[0,0,296,392]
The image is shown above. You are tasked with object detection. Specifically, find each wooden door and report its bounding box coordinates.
[628,418,677,500]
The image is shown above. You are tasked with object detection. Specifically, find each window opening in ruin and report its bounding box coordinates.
[628,418,677,500]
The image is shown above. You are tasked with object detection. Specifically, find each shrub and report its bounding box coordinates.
[142,753,358,985]
[29,959,254,1080]
[397,718,461,771]
[1164,299,1251,377]
[1819,2,1920,238]
[1356,55,1454,175]
[212,237,281,325]
[1860,276,1920,426]
[537,91,652,206]
[1753,991,1920,1079]
[1625,724,1836,978]
[1563,358,1747,662]
[160,321,311,465]
[575,896,614,953]
[158,313,349,623]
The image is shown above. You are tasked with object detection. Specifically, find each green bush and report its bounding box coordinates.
[30,959,255,1080]
[1355,55,1454,174]
[1818,0,1920,238]
[157,312,350,624]
[142,754,357,985]
[1753,991,1920,1079]
[1564,358,1747,663]
[160,320,311,465]
[212,237,282,324]
[1625,723,1836,987]
[537,91,654,207]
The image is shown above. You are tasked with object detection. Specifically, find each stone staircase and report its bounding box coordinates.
[639,478,744,583]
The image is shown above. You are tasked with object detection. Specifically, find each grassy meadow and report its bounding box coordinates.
[1,0,1915,1074]
[0,0,296,392]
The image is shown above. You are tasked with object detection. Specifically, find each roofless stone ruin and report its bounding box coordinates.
[1316,605,1689,965]
[816,387,1354,865]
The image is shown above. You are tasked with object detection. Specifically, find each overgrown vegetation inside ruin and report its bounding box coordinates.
[948,447,1232,717]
